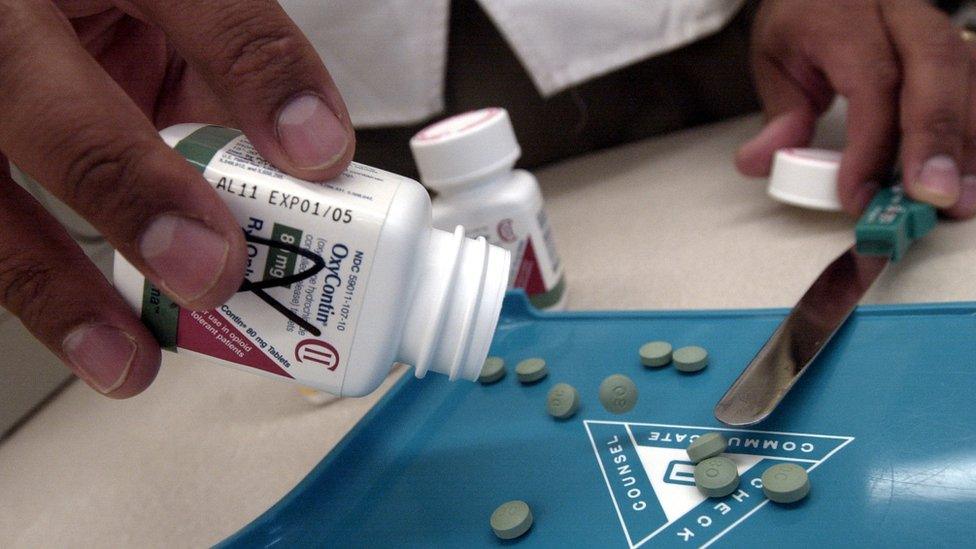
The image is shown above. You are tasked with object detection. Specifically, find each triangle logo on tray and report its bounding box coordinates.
[583,420,853,548]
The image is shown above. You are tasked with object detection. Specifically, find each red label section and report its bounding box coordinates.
[514,238,546,295]
[177,309,292,378]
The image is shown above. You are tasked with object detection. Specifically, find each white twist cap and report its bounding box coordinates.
[410,107,521,191]
[767,148,843,211]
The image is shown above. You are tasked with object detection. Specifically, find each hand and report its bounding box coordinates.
[0,1,355,397]
[736,0,976,219]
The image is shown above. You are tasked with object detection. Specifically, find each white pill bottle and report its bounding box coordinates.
[113,124,509,397]
[411,108,567,310]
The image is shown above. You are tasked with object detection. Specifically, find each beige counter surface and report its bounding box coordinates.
[2,109,975,547]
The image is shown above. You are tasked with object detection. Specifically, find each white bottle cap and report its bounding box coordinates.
[767,148,843,211]
[410,107,521,190]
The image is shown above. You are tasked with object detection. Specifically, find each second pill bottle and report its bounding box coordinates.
[411,108,567,310]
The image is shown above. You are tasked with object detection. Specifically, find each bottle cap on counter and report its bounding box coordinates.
[768,148,843,211]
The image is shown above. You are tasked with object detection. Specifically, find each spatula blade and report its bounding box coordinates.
[714,248,888,426]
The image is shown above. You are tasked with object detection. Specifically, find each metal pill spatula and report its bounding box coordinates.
[714,185,937,426]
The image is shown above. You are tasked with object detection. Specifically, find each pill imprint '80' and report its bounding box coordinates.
[599,374,637,414]
[694,456,740,498]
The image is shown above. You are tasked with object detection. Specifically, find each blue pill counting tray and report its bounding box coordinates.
[223,292,976,548]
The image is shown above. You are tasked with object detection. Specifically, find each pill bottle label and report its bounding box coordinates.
[466,206,564,309]
[139,125,399,393]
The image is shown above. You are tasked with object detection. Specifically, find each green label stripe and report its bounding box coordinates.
[528,275,567,310]
[173,125,243,173]
[263,223,304,285]
[141,281,179,350]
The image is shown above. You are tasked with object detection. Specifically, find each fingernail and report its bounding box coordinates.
[140,214,229,303]
[63,324,136,394]
[277,94,348,170]
[914,155,961,208]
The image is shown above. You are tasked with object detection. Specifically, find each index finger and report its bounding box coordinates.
[129,0,356,181]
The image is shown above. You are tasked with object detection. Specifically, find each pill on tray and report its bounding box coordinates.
[639,341,673,367]
[546,383,580,419]
[686,432,727,463]
[694,456,740,498]
[478,357,506,384]
[516,358,548,383]
[673,346,709,372]
[762,463,810,504]
[490,500,533,540]
[599,374,638,414]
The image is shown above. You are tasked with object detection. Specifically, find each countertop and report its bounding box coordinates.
[2,106,975,547]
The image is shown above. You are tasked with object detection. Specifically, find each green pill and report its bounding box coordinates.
[694,456,740,498]
[478,357,506,384]
[673,346,709,372]
[686,432,727,464]
[639,341,672,367]
[599,374,638,414]
[547,383,580,419]
[516,358,548,383]
[490,500,533,540]
[761,463,810,504]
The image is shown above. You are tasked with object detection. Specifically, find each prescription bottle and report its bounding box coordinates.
[113,124,510,397]
[410,108,567,310]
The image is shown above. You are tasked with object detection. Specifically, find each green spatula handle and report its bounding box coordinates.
[855,184,937,262]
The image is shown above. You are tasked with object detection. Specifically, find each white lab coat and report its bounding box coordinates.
[279,1,745,127]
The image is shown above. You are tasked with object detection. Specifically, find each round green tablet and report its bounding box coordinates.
[478,356,506,384]
[761,463,810,504]
[598,374,638,414]
[516,358,548,383]
[490,500,533,540]
[547,383,580,419]
[694,456,740,498]
[639,341,672,367]
[686,432,728,464]
[673,346,709,372]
